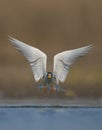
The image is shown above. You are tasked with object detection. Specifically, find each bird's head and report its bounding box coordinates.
[47,72,53,79]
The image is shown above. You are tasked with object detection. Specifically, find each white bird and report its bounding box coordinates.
[8,36,92,92]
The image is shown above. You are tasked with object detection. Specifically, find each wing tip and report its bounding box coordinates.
[85,44,93,53]
[8,35,15,43]
[87,44,93,49]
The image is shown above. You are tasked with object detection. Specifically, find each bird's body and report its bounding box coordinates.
[8,36,92,92]
[37,72,64,92]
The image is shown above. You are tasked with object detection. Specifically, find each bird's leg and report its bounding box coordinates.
[43,85,47,92]
[51,85,55,92]
[42,80,47,92]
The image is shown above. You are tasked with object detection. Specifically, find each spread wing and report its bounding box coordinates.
[53,45,92,84]
[8,36,47,82]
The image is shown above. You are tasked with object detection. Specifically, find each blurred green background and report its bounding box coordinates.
[0,0,102,98]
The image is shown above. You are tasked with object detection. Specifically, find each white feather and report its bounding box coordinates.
[53,45,92,84]
[8,36,47,82]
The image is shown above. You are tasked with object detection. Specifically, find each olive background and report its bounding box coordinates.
[0,0,102,98]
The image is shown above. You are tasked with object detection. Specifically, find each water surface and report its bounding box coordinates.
[0,107,102,130]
